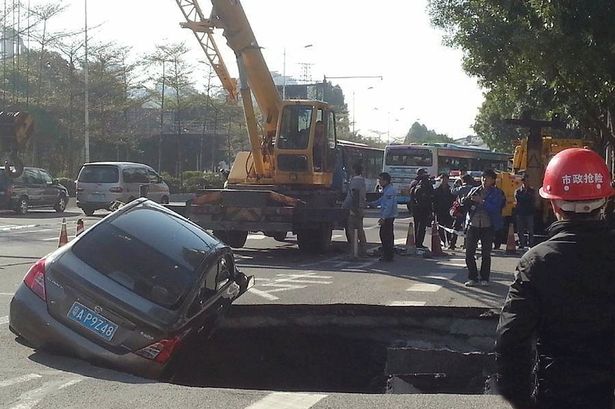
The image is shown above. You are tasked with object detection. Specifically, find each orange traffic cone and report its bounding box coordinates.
[58,218,68,247]
[505,223,517,255]
[406,220,416,253]
[430,219,446,257]
[76,219,84,236]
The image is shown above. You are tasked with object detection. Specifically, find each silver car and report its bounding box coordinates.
[9,199,252,379]
[76,162,170,216]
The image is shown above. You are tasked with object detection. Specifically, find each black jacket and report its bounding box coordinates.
[496,220,615,409]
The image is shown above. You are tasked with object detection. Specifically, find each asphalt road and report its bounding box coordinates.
[0,199,516,408]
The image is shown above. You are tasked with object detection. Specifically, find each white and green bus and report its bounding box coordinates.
[383,143,510,203]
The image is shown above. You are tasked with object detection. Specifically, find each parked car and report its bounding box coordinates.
[9,198,253,379]
[0,166,69,215]
[76,162,170,216]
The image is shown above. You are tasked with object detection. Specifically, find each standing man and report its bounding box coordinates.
[369,172,398,262]
[461,168,505,286]
[449,174,475,250]
[514,174,536,249]
[433,172,455,248]
[343,163,367,256]
[496,148,615,409]
[408,168,434,249]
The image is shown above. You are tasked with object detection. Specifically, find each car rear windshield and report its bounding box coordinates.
[72,204,219,309]
[78,165,119,183]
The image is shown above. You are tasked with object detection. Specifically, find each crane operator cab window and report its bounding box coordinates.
[277,106,312,150]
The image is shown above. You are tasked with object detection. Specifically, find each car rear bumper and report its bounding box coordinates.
[9,284,164,379]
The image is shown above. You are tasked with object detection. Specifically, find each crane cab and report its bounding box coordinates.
[273,100,337,187]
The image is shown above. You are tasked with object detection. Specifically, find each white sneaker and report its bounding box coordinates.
[465,280,479,287]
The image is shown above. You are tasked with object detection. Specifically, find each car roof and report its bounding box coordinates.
[82,162,153,168]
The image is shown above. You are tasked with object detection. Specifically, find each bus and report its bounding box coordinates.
[383,143,511,203]
[338,139,384,193]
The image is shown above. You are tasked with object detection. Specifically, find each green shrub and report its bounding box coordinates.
[160,172,181,194]
[57,177,76,197]
[182,171,203,180]
[182,172,225,193]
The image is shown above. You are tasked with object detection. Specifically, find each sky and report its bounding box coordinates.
[30,0,485,143]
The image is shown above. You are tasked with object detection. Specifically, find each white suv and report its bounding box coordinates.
[76,162,170,216]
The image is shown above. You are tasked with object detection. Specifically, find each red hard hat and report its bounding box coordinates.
[539,148,614,200]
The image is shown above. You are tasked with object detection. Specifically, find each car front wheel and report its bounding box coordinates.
[54,196,68,213]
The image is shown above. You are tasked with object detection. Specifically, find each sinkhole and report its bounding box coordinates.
[167,304,500,395]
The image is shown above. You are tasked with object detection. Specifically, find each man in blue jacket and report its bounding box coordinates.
[461,168,505,286]
[370,172,398,262]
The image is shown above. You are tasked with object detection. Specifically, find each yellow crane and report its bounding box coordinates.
[172,0,346,251]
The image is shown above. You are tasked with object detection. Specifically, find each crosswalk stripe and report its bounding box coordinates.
[388,301,427,307]
[0,374,42,388]
[407,283,441,292]
[245,392,327,409]
[8,378,75,409]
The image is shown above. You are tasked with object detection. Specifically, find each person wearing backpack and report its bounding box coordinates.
[408,168,434,249]
[461,168,505,287]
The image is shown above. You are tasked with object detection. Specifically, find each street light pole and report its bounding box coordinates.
[282,44,312,100]
[84,0,90,162]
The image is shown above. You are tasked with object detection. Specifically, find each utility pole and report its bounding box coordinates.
[158,60,166,173]
[84,0,90,162]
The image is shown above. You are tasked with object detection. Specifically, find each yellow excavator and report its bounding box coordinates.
[173,0,346,251]
[0,111,34,178]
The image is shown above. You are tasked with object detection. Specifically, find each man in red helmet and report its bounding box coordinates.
[496,148,615,409]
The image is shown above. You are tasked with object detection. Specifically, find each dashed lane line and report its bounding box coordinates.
[0,225,37,232]
[0,374,42,388]
[244,392,327,409]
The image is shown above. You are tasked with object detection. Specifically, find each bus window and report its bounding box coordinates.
[385,148,433,167]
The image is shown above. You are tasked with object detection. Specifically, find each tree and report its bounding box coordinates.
[404,121,453,144]
[428,0,615,150]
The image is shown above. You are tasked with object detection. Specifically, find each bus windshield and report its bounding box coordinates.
[385,148,433,167]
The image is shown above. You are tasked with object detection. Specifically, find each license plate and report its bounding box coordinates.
[67,302,118,341]
[89,193,105,202]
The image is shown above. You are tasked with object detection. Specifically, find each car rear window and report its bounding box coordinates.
[78,165,119,183]
[72,204,220,309]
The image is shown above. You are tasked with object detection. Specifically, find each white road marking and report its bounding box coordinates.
[11,229,54,235]
[332,234,343,239]
[394,238,407,245]
[0,374,42,388]
[245,392,327,409]
[0,225,37,232]
[388,301,427,307]
[0,292,15,296]
[249,273,333,300]
[42,235,75,241]
[248,288,280,301]
[422,273,457,280]
[407,283,442,292]
[8,378,78,409]
[58,378,83,389]
[248,234,266,240]
[436,262,466,267]
[0,316,8,325]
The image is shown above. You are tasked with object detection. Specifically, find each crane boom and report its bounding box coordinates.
[175,0,238,102]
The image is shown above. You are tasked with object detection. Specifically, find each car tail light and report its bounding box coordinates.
[23,258,47,300]
[135,336,182,364]
[109,186,123,193]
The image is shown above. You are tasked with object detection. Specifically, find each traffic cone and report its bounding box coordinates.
[405,220,416,255]
[430,219,446,257]
[76,219,84,236]
[58,218,68,247]
[505,223,517,255]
